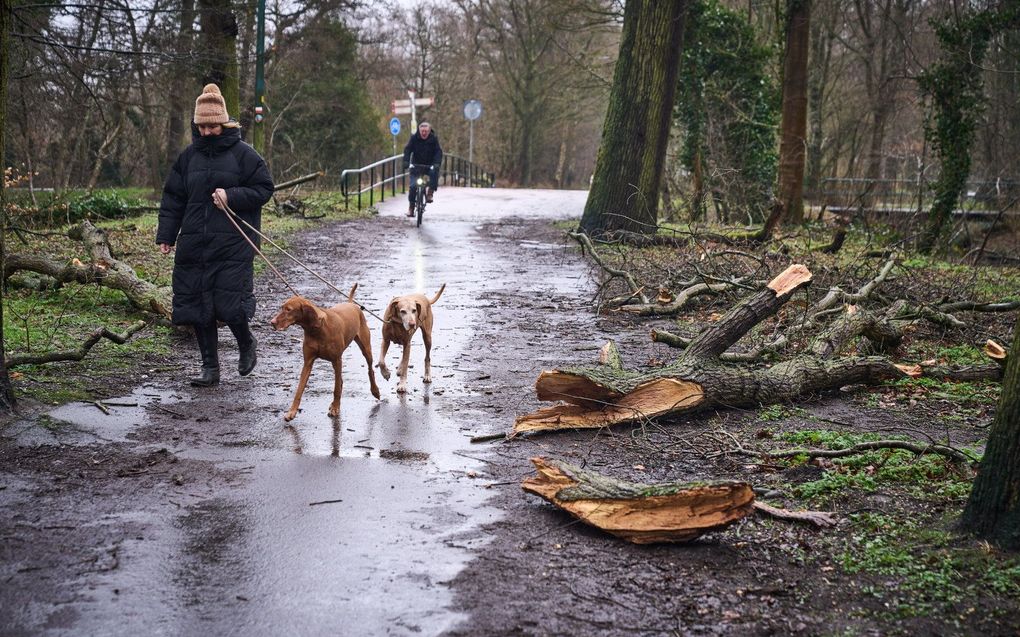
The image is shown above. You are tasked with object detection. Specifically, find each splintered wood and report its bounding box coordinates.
[515,376,705,433]
[985,339,1008,366]
[765,263,812,297]
[521,457,754,544]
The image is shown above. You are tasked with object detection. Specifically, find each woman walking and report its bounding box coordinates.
[156,84,275,386]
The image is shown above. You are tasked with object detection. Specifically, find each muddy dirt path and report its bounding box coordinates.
[0,188,597,636]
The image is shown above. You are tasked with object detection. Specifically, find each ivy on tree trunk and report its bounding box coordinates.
[917,6,1020,255]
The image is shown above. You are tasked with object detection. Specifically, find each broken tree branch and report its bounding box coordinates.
[5,320,149,367]
[938,300,1020,314]
[764,439,977,466]
[4,221,172,319]
[522,457,755,544]
[515,264,919,435]
[569,231,649,305]
[752,501,836,528]
[274,171,323,191]
[618,279,746,316]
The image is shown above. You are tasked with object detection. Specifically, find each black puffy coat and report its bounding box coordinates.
[156,125,274,326]
[402,130,443,169]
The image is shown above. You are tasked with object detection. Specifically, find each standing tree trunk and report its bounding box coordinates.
[166,0,196,173]
[757,0,811,240]
[961,314,1020,549]
[124,3,165,191]
[917,6,1020,254]
[579,0,688,236]
[0,0,17,410]
[199,0,240,119]
[804,4,834,201]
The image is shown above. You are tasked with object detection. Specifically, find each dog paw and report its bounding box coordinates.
[327,405,339,418]
[284,410,297,422]
[371,387,381,399]
[423,375,432,384]
[396,384,407,394]
[379,367,391,381]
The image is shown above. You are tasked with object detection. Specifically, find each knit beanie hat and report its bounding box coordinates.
[194,83,229,125]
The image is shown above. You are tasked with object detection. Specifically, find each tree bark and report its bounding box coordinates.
[0,0,17,410]
[199,0,240,119]
[804,3,834,200]
[757,0,811,239]
[961,312,1020,549]
[578,0,688,236]
[522,457,755,543]
[166,0,196,174]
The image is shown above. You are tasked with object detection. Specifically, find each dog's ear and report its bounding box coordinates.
[314,307,327,327]
[415,302,422,319]
[384,299,398,322]
[299,300,325,327]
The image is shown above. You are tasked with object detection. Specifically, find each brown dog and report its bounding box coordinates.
[379,284,446,393]
[270,284,381,421]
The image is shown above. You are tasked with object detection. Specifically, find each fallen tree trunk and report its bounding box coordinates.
[522,457,755,543]
[515,264,914,434]
[274,171,323,191]
[515,260,1010,435]
[4,221,172,320]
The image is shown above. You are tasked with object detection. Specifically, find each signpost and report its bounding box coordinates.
[391,91,434,131]
[463,99,482,163]
[389,117,401,156]
[252,0,267,154]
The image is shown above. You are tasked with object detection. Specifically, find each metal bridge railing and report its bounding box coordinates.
[813,177,1020,221]
[339,153,495,210]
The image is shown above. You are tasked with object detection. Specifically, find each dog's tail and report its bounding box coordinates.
[347,282,359,303]
[430,283,446,305]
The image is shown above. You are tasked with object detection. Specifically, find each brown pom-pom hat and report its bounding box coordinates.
[194,83,230,125]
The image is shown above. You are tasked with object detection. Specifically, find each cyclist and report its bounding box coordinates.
[402,121,443,217]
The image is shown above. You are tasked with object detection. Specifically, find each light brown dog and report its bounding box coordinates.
[379,284,446,393]
[270,284,381,421]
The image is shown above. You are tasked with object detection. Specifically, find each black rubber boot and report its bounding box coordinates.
[230,322,257,376]
[190,323,220,387]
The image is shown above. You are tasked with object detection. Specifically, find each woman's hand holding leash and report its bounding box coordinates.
[212,187,228,209]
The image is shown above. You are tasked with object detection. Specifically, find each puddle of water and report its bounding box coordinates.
[11,385,190,446]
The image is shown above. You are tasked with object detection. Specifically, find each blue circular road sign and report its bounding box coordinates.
[389,117,401,136]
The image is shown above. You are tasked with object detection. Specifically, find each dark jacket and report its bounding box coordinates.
[156,125,274,326]
[402,130,443,169]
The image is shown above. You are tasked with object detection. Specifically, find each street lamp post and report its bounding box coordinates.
[253,0,266,154]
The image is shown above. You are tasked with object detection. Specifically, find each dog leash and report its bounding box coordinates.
[218,199,391,324]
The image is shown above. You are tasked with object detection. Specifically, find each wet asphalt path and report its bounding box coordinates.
[4,187,589,636]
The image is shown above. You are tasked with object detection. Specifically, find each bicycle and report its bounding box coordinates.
[407,163,433,227]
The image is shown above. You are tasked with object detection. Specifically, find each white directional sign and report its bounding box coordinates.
[391,97,434,113]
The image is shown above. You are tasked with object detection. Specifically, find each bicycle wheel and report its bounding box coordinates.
[416,190,425,227]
